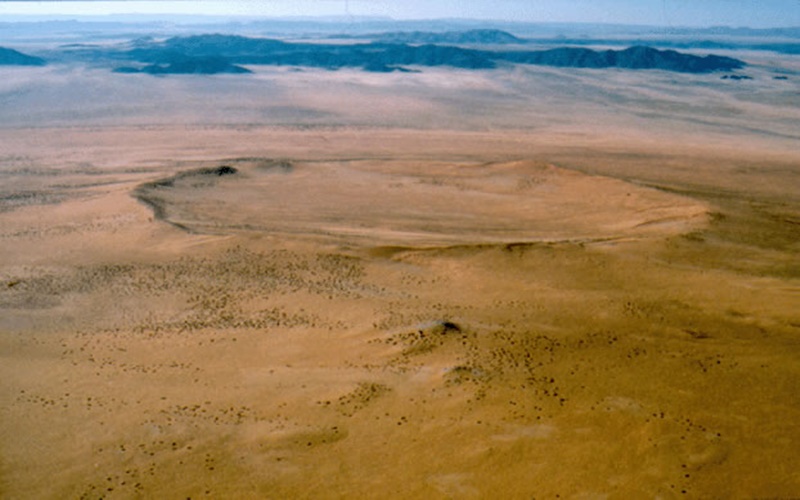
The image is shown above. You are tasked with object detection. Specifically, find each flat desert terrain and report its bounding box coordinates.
[1,52,799,498]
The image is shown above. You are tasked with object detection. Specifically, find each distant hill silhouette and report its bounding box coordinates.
[114,54,251,75]
[127,35,496,70]
[118,34,744,74]
[361,29,525,45]
[0,47,45,66]
[499,45,744,72]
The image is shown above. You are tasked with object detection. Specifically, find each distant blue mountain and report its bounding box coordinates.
[0,47,45,66]
[126,35,496,70]
[523,37,800,56]
[114,54,251,75]
[348,29,526,45]
[499,45,744,72]
[116,34,745,74]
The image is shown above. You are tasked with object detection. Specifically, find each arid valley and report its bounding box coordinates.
[1,18,800,499]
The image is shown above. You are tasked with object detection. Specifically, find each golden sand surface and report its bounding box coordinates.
[1,124,798,499]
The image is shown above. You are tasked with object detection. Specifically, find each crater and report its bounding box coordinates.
[133,159,708,246]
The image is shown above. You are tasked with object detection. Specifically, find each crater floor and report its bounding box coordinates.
[135,158,708,245]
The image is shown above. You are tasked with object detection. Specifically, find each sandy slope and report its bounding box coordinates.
[1,123,798,498]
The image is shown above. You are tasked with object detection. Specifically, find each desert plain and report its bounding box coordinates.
[1,44,800,499]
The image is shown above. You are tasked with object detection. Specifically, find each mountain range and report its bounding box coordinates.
[117,34,744,74]
[114,55,251,75]
[1,30,747,75]
[339,29,526,45]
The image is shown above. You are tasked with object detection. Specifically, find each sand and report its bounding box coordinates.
[1,61,799,498]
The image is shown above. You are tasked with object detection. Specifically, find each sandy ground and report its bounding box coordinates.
[1,60,799,498]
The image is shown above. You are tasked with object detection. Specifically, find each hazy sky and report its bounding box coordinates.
[1,0,799,28]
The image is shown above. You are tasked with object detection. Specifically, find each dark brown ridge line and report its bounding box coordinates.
[130,165,239,234]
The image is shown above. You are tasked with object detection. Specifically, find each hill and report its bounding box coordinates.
[366,29,525,45]
[127,35,496,70]
[0,47,45,66]
[118,35,744,74]
[115,55,251,75]
[499,45,744,72]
